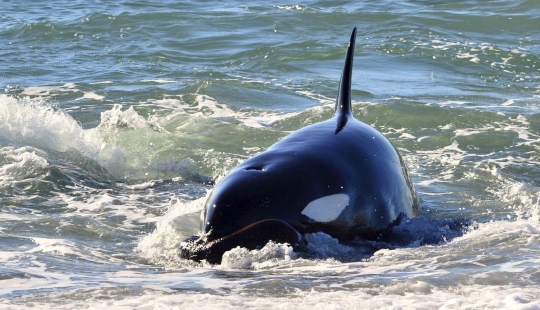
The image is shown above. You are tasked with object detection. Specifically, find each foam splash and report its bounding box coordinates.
[487,181,540,222]
[0,146,49,187]
[220,241,296,269]
[98,104,157,131]
[0,95,196,182]
[136,197,207,267]
[0,95,102,155]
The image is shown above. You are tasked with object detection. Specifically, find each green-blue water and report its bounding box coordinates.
[1,1,539,308]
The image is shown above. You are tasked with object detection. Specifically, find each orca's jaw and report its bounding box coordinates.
[179,219,307,264]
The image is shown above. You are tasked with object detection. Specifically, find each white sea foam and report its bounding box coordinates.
[27,238,79,256]
[124,181,156,190]
[294,90,334,106]
[415,140,468,183]
[140,79,178,84]
[439,100,469,105]
[456,52,480,63]
[20,83,79,97]
[149,94,297,129]
[399,132,416,139]
[77,91,104,100]
[502,99,515,106]
[2,274,538,310]
[275,4,303,10]
[220,241,296,269]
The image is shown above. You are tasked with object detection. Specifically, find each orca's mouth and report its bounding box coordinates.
[179,219,307,264]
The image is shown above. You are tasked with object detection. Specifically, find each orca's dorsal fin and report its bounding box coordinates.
[335,27,357,134]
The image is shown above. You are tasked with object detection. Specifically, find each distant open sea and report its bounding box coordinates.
[1,1,540,308]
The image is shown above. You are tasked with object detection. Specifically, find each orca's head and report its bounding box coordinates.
[201,153,319,240]
[179,153,318,263]
[179,151,348,264]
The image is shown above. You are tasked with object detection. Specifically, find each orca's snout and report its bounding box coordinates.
[179,219,307,264]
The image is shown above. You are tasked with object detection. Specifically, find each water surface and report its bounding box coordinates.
[1,1,539,308]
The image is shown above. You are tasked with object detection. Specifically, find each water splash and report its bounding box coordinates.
[0,95,202,183]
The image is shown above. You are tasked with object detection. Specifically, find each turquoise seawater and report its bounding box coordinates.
[1,1,540,308]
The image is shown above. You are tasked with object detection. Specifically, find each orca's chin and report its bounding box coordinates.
[179,219,307,264]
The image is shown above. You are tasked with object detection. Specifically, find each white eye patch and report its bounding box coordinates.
[301,194,350,222]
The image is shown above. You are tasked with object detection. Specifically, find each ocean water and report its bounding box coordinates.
[1,0,540,308]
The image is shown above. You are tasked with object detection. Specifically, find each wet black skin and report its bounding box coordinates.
[179,27,419,264]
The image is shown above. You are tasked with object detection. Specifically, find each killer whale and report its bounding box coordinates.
[180,27,419,264]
